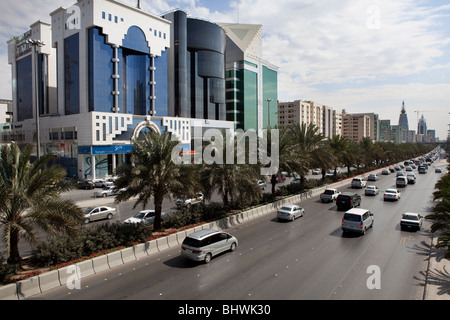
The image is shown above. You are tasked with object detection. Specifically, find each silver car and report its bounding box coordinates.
[181,229,238,263]
[124,210,168,225]
[83,206,116,224]
[277,204,305,221]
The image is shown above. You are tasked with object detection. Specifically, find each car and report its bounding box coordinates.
[396,171,405,177]
[368,174,379,181]
[351,177,366,188]
[411,164,417,169]
[400,212,423,231]
[94,179,114,188]
[381,169,390,175]
[312,169,321,175]
[83,206,116,224]
[407,172,416,184]
[389,167,395,173]
[94,185,121,198]
[435,168,442,173]
[320,188,340,203]
[175,192,204,208]
[124,210,168,225]
[394,165,401,171]
[290,178,301,184]
[77,180,95,190]
[396,176,408,188]
[383,188,401,201]
[405,166,412,172]
[365,185,379,196]
[277,204,305,221]
[181,229,238,263]
[336,192,361,210]
[418,166,427,174]
[341,208,374,235]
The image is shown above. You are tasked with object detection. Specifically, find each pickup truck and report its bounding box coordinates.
[320,188,341,202]
[351,177,367,188]
[175,192,204,208]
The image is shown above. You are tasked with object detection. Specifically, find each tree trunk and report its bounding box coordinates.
[7,228,22,266]
[153,190,165,232]
[271,174,277,195]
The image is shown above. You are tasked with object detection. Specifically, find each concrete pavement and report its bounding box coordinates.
[424,236,450,300]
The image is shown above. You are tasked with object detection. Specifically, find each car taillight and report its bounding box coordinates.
[349,200,352,205]
[192,249,202,254]
[360,223,363,229]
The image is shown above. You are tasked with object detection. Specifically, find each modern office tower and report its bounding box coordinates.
[379,119,391,142]
[218,22,278,133]
[7,0,236,180]
[417,114,427,142]
[398,101,409,132]
[390,125,403,143]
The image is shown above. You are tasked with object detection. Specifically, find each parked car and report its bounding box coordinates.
[365,185,379,196]
[124,210,168,225]
[77,180,95,190]
[368,174,379,181]
[181,229,238,263]
[290,178,301,184]
[396,176,408,188]
[341,208,374,235]
[257,180,267,190]
[277,204,305,221]
[94,185,120,198]
[83,206,116,223]
[351,177,366,189]
[175,192,204,208]
[400,212,423,231]
[336,192,361,210]
[435,168,442,173]
[320,188,340,203]
[94,179,114,188]
[383,188,401,201]
[312,169,321,175]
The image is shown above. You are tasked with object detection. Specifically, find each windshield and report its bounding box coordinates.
[385,190,396,194]
[83,207,95,214]
[343,213,361,222]
[280,206,294,211]
[403,215,419,221]
[324,190,334,195]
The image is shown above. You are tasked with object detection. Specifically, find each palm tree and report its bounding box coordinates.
[0,144,84,265]
[114,132,202,231]
[328,135,350,176]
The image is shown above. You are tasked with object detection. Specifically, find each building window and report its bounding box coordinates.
[102,12,105,19]
[108,14,111,21]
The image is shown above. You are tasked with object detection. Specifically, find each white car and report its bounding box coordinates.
[94,179,114,188]
[383,188,401,201]
[277,204,305,221]
[83,206,116,223]
[365,185,379,196]
[400,212,423,231]
[351,177,366,188]
[124,210,168,225]
[320,188,340,202]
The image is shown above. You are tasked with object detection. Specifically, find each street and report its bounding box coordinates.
[30,159,447,300]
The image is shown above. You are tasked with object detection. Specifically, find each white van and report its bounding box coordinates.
[396,176,408,188]
[181,229,238,263]
[341,208,374,235]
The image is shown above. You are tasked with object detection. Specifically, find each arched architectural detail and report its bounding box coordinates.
[131,119,161,141]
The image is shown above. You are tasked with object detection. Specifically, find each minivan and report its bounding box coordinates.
[396,176,408,188]
[341,208,374,235]
[181,229,238,263]
[336,192,361,210]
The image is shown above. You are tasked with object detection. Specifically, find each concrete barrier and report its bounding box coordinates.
[121,247,136,264]
[107,250,124,268]
[145,240,158,255]
[0,283,18,300]
[134,243,149,259]
[16,276,41,299]
[156,237,169,251]
[37,270,60,293]
[77,259,95,279]
[176,230,187,244]
[92,255,110,273]
[166,233,178,248]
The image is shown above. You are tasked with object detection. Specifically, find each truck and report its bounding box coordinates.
[320,188,341,202]
[351,177,367,188]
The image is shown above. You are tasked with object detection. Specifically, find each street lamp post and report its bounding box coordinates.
[265,98,272,128]
[26,39,45,159]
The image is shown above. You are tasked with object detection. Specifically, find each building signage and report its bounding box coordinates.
[15,30,32,59]
[92,145,134,155]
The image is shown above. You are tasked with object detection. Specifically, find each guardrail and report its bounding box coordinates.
[0,168,385,300]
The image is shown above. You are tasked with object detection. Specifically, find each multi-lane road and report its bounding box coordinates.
[32,158,447,300]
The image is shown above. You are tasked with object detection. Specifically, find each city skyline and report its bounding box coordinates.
[1,0,449,138]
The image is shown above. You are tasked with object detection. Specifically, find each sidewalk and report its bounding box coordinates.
[425,237,450,300]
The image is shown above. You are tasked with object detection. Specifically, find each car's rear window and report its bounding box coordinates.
[343,213,361,222]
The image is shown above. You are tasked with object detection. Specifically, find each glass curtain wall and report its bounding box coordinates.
[16,55,33,121]
[64,33,80,115]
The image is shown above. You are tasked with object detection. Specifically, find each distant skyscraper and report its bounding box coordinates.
[398,101,409,131]
[418,114,427,136]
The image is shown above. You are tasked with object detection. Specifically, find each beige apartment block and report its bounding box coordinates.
[341,113,371,142]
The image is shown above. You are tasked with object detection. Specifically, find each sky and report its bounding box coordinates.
[1,0,449,139]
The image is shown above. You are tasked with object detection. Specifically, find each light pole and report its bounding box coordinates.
[26,39,45,159]
[265,98,272,128]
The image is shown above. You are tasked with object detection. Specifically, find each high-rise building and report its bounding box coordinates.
[218,23,278,133]
[379,119,391,142]
[417,114,427,141]
[398,101,409,132]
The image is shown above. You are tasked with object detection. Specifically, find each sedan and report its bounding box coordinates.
[94,186,119,198]
[365,185,379,196]
[83,206,116,224]
[383,189,401,201]
[381,169,390,175]
[94,179,114,188]
[124,210,168,225]
[277,204,304,221]
[368,174,379,181]
[400,212,423,231]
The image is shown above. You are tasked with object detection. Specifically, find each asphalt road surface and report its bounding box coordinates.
[31,160,446,300]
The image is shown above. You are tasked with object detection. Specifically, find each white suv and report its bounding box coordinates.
[351,177,366,189]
